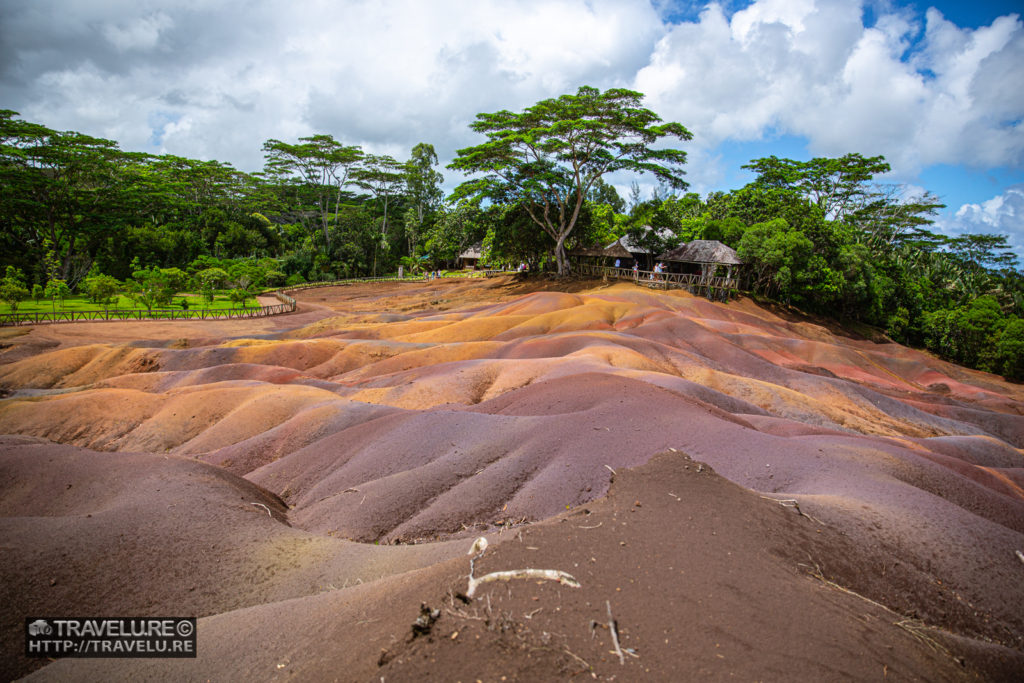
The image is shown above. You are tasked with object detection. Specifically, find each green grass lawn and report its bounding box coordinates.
[0,293,261,316]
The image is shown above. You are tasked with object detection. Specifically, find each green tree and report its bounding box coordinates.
[43,278,71,313]
[587,178,626,213]
[261,135,363,251]
[194,267,230,294]
[700,217,745,246]
[737,219,814,300]
[995,318,1024,380]
[425,202,488,267]
[849,185,944,254]
[742,153,891,220]
[127,268,173,315]
[405,143,444,258]
[159,267,189,294]
[353,154,406,276]
[449,86,692,275]
[923,296,1006,370]
[0,266,29,312]
[228,287,254,307]
[481,202,556,270]
[83,274,121,313]
[0,112,143,288]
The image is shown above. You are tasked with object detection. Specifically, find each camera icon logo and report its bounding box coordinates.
[28,619,52,636]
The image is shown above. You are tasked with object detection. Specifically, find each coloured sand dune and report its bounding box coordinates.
[1,276,1022,680]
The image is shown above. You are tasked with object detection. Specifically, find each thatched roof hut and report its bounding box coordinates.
[606,226,675,255]
[569,241,632,260]
[602,242,633,259]
[658,240,742,266]
[459,243,483,268]
[459,243,482,260]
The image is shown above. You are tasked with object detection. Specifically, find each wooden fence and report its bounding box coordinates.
[574,263,738,301]
[0,298,296,327]
[0,270,516,327]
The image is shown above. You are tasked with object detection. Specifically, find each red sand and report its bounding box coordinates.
[1,276,1022,680]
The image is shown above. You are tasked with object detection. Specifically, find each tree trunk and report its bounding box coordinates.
[555,234,568,276]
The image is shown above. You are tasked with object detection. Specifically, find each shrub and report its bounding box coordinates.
[83,274,121,312]
[43,278,71,313]
[1,267,30,313]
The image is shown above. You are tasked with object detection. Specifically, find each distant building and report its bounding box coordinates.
[459,243,483,269]
[605,226,676,267]
[657,240,743,279]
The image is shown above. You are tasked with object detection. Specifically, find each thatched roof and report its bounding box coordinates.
[658,240,743,265]
[569,242,632,259]
[603,242,633,259]
[606,226,675,254]
[569,246,610,257]
[459,243,483,259]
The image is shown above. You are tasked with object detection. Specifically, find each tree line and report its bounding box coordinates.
[1,87,1022,378]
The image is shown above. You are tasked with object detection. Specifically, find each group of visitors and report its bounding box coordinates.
[621,260,668,282]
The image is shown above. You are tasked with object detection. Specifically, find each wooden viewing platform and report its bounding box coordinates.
[573,263,738,301]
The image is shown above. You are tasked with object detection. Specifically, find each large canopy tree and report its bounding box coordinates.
[404,142,444,258]
[448,86,692,275]
[261,134,363,251]
[352,154,406,276]
[741,153,891,221]
[0,110,139,286]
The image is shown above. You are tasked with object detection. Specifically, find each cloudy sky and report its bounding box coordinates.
[2,0,1022,252]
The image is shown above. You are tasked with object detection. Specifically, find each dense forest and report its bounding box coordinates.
[1,87,1022,379]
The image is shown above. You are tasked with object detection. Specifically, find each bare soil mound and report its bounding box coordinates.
[0,436,464,681]
[24,451,1024,681]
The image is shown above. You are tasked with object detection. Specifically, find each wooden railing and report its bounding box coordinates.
[574,263,738,300]
[0,298,297,327]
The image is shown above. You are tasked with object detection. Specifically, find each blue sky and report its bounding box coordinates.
[1,0,1021,255]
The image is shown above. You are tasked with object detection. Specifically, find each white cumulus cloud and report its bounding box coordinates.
[634,1,1024,179]
[939,184,1024,252]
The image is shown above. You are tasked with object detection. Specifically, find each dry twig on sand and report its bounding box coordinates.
[801,559,949,656]
[465,536,580,598]
[760,495,824,525]
[249,502,272,517]
[606,600,624,665]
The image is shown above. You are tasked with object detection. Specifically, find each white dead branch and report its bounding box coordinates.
[250,502,272,517]
[607,600,625,665]
[465,536,580,598]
